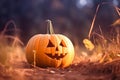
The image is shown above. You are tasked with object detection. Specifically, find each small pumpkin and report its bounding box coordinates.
[25,20,75,68]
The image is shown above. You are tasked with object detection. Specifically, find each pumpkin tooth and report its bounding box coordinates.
[52,53,55,56]
[63,53,66,56]
[63,53,67,56]
[58,53,60,56]
[64,53,67,56]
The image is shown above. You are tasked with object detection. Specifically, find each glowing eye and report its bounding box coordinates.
[47,40,54,47]
[60,40,67,47]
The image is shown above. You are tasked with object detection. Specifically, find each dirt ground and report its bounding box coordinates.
[0,58,120,80]
[0,47,120,80]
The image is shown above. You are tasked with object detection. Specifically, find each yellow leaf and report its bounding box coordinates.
[83,39,94,51]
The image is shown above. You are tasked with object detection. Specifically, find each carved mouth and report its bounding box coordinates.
[45,53,67,60]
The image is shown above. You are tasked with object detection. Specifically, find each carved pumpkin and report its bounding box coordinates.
[25,20,75,68]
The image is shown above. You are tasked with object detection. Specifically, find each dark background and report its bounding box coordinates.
[0,0,119,45]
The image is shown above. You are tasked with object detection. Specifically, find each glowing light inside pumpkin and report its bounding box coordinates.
[46,39,68,60]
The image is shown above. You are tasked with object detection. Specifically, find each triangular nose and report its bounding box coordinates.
[56,47,59,51]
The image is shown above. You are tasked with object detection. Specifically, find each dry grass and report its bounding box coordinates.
[74,3,120,64]
[90,3,120,63]
[88,4,100,39]
[0,20,24,65]
[0,20,27,80]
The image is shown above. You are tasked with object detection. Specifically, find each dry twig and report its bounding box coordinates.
[0,20,24,46]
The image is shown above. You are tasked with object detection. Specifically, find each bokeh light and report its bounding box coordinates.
[113,0,119,6]
[76,0,93,8]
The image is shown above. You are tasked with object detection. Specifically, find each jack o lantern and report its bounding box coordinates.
[25,20,75,68]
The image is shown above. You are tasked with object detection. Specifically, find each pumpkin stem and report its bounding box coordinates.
[46,20,55,34]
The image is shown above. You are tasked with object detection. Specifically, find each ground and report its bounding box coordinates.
[0,47,120,80]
